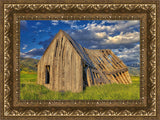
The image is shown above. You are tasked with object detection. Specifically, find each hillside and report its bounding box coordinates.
[128,66,140,76]
[20,57,39,73]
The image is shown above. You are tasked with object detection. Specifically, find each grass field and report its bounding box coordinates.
[20,72,140,100]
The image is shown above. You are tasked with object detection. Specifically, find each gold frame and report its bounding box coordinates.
[0,0,160,119]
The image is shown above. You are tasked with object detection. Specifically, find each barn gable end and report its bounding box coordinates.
[37,30,83,92]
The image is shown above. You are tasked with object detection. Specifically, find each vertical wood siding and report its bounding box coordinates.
[37,31,83,93]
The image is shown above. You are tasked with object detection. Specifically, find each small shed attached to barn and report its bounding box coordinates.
[37,30,132,93]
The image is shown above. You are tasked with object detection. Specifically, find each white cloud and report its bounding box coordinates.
[36,22,42,25]
[20,48,45,58]
[22,44,28,50]
[84,22,117,32]
[51,20,59,25]
[103,31,140,44]
[71,24,86,30]
[84,20,140,33]
[31,26,38,29]
[61,20,73,24]
[20,52,32,58]
[101,20,126,25]
[112,44,140,65]
[95,32,107,38]
[60,20,83,29]
[61,20,79,25]
[114,20,140,31]
[89,45,98,49]
[39,30,45,32]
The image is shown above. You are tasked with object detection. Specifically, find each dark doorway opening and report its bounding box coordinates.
[83,64,88,90]
[45,65,50,84]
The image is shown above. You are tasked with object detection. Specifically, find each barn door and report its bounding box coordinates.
[45,65,50,84]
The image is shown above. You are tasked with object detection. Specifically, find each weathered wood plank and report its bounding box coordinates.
[109,50,126,68]
[86,67,92,86]
[102,67,128,75]
[120,72,128,84]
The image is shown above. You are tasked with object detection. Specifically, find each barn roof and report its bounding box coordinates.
[60,30,95,68]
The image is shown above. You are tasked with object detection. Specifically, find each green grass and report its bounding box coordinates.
[20,72,140,100]
[20,72,37,83]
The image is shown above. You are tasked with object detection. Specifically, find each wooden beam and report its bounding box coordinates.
[102,54,115,71]
[92,50,114,72]
[102,67,128,75]
[120,72,129,84]
[86,67,92,86]
[109,74,119,84]
[117,72,127,84]
[103,51,118,70]
[109,50,126,68]
[125,71,132,83]
[123,71,130,84]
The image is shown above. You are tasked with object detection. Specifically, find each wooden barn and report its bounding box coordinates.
[37,30,132,93]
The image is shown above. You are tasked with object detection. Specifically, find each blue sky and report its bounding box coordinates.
[20,20,140,66]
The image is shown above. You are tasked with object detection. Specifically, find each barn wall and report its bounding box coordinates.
[37,31,83,93]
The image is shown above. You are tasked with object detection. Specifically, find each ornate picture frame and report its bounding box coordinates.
[0,0,160,119]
